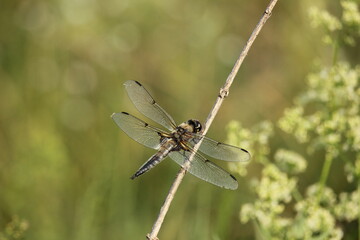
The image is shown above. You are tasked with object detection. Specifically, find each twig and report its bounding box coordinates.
[147,0,279,239]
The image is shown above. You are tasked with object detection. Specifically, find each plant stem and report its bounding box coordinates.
[253,219,271,240]
[358,177,360,240]
[317,151,334,202]
[332,34,339,66]
[147,0,279,239]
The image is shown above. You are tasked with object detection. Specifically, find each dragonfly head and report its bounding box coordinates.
[187,119,202,133]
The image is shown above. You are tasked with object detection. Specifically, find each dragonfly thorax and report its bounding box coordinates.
[177,119,202,134]
[170,119,201,145]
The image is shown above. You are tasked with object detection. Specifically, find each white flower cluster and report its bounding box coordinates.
[256,164,296,203]
[227,120,273,176]
[280,63,360,156]
[334,189,360,222]
[240,164,297,233]
[275,149,307,174]
[309,0,360,46]
[295,199,340,239]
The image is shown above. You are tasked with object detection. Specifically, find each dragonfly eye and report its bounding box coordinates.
[188,119,202,133]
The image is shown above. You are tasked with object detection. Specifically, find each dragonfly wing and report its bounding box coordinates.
[112,112,166,150]
[124,80,177,131]
[190,135,251,162]
[168,150,238,190]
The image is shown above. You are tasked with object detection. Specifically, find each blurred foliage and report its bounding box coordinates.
[228,1,360,239]
[0,0,358,239]
[0,216,28,240]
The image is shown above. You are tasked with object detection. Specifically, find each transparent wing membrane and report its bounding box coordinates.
[169,150,238,190]
[190,135,251,162]
[112,112,165,150]
[124,80,177,131]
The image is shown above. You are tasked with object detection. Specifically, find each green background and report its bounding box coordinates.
[0,0,355,239]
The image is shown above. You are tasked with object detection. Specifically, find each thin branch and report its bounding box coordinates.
[147,0,279,239]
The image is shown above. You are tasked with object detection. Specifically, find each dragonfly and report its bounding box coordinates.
[112,80,251,190]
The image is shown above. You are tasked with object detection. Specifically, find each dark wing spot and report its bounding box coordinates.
[216,142,221,146]
[144,122,148,127]
[151,99,156,104]
[122,112,129,115]
[204,160,210,163]
[230,174,237,181]
[134,80,142,86]
[241,148,249,153]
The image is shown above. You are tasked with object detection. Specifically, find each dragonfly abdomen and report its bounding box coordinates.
[130,139,176,179]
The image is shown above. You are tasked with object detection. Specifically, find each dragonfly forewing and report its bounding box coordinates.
[124,80,177,131]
